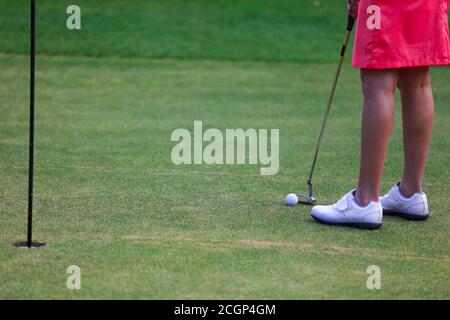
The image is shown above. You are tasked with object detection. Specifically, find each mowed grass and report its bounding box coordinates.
[1,54,449,299]
[0,1,449,299]
[0,0,351,62]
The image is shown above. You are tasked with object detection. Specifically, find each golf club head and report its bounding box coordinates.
[296,194,317,205]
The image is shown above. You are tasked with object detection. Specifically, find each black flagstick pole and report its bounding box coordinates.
[27,0,36,248]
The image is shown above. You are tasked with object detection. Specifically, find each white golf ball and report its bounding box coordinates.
[285,193,299,206]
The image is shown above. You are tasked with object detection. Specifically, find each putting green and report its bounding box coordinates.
[0,0,449,299]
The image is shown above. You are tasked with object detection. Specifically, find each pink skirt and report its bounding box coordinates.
[352,0,450,69]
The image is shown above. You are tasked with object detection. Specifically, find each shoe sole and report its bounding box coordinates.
[311,215,382,230]
[383,209,429,221]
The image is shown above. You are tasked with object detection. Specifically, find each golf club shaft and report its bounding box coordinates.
[27,0,36,248]
[306,17,354,194]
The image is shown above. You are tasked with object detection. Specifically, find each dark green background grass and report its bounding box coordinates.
[0,0,352,61]
[0,1,449,299]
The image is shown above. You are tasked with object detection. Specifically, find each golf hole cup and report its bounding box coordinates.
[285,194,299,206]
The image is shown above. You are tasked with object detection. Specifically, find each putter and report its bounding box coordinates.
[297,15,356,205]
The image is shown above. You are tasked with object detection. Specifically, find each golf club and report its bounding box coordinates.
[297,15,356,205]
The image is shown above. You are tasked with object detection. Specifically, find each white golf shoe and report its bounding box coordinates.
[380,182,429,220]
[310,190,382,229]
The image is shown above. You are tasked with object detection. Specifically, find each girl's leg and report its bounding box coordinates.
[397,67,434,197]
[355,69,398,206]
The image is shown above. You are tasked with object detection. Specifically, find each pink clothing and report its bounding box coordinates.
[352,0,450,69]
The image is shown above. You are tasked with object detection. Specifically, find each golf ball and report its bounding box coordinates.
[285,193,299,206]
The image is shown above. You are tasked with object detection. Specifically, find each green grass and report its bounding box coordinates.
[0,1,449,299]
[0,0,352,62]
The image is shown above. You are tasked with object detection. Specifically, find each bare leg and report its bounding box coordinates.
[397,67,434,197]
[355,69,398,206]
